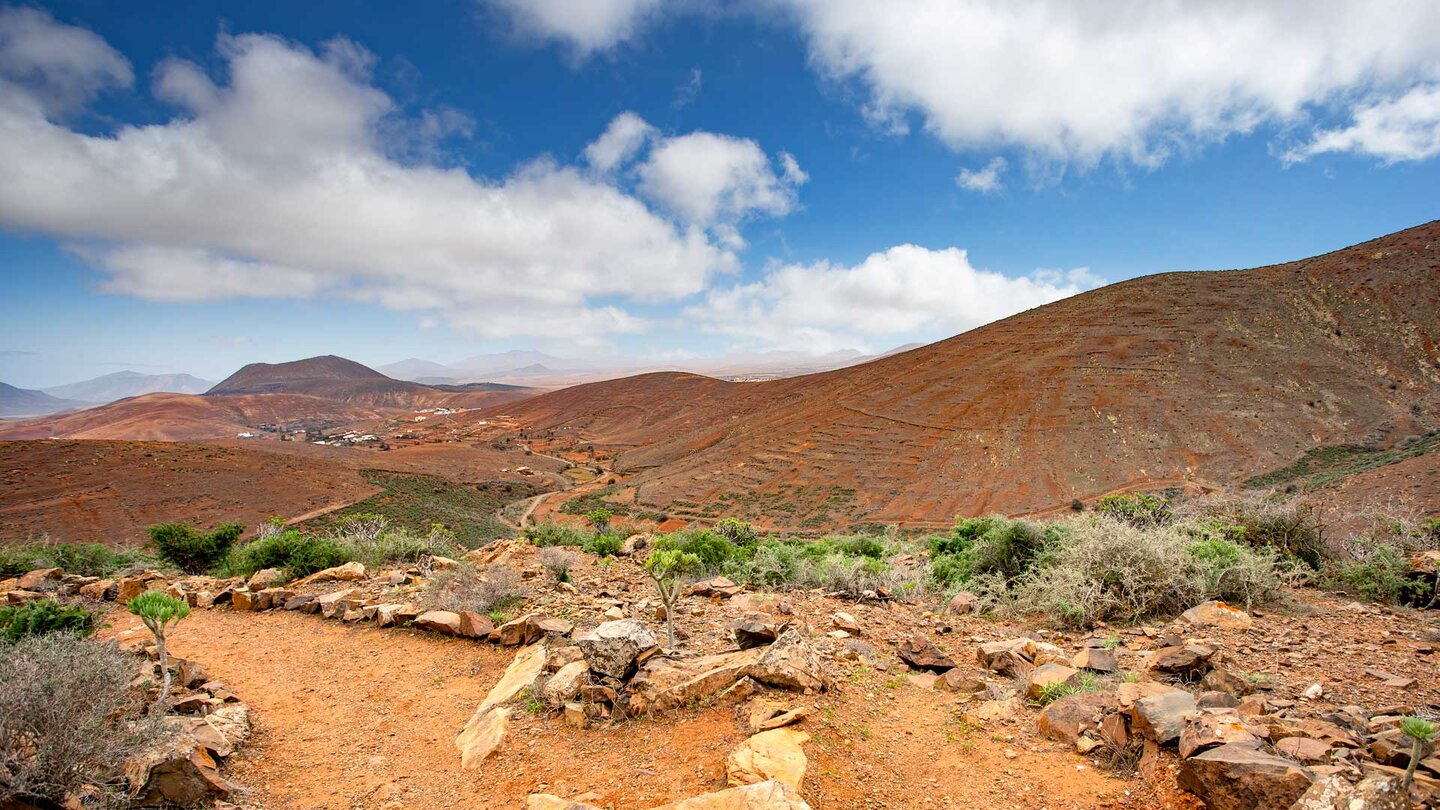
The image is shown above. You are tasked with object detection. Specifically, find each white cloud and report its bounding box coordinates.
[583,110,655,173]
[686,244,1101,354]
[956,157,1006,193]
[484,0,663,57]
[0,6,132,114]
[0,15,755,340]
[1287,84,1440,163]
[637,130,806,227]
[779,0,1440,166]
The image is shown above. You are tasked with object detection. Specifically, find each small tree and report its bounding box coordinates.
[127,591,189,704]
[645,548,699,648]
[586,508,614,535]
[1400,716,1439,792]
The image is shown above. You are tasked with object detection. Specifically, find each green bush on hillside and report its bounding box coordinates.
[219,529,351,579]
[523,521,591,548]
[0,542,149,578]
[0,599,98,644]
[582,533,623,557]
[1095,493,1171,527]
[148,521,243,574]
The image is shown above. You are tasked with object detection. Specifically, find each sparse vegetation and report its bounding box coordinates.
[0,633,161,807]
[1401,716,1439,792]
[1326,538,1426,605]
[127,590,189,704]
[524,521,592,548]
[148,521,244,574]
[330,514,463,568]
[0,599,98,644]
[583,533,623,557]
[422,563,524,615]
[1095,492,1171,527]
[0,541,151,579]
[305,471,544,548]
[539,546,578,583]
[1034,671,1101,706]
[646,548,700,647]
[219,529,351,580]
[1243,432,1440,491]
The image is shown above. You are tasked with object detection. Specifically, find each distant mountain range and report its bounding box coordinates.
[0,382,89,417]
[376,346,908,387]
[43,370,214,402]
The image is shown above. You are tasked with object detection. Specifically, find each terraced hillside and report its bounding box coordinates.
[494,222,1440,527]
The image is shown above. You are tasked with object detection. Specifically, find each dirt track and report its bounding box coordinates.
[103,607,1147,809]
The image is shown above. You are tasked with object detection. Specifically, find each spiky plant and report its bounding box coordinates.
[645,548,700,648]
[127,591,190,704]
[1400,715,1439,792]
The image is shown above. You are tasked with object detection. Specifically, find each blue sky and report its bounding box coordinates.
[2,1,1439,388]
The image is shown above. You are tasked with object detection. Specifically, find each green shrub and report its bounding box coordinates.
[1175,497,1328,569]
[148,521,243,574]
[1095,493,1171,527]
[1326,539,1425,605]
[220,530,351,579]
[585,508,614,534]
[714,518,761,547]
[523,521,590,548]
[656,529,748,570]
[0,634,162,805]
[927,516,1058,586]
[583,533,623,557]
[0,600,97,644]
[1007,516,1285,629]
[341,523,461,568]
[0,542,148,578]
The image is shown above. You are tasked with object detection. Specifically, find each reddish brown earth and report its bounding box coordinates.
[494,222,1440,529]
[0,392,382,441]
[0,355,537,442]
[0,437,565,545]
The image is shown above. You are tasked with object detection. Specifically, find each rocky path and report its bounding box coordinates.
[103,606,1146,809]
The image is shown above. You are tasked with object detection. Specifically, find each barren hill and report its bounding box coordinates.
[0,381,89,417]
[43,370,214,402]
[495,222,1440,527]
[208,355,536,410]
[0,392,380,441]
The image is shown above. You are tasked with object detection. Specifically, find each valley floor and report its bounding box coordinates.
[102,607,1155,810]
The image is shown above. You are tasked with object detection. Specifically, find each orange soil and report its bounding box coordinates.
[101,607,1158,810]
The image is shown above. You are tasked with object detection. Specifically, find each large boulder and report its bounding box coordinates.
[1148,644,1216,678]
[628,649,763,715]
[125,740,230,807]
[576,619,659,679]
[294,561,367,586]
[750,630,826,693]
[732,614,782,649]
[977,638,1035,676]
[541,660,590,708]
[245,568,285,591]
[1181,600,1254,630]
[1178,709,1263,759]
[494,613,575,647]
[1130,690,1197,744]
[897,635,955,673]
[455,707,510,770]
[414,610,462,635]
[458,610,496,639]
[1291,773,1408,810]
[17,568,62,590]
[688,576,745,598]
[1037,690,1119,745]
[726,729,810,791]
[648,779,813,809]
[1025,663,1081,700]
[1177,741,1313,810]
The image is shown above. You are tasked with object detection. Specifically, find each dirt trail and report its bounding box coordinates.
[103,607,1149,810]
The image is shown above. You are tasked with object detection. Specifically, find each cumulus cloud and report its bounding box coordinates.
[956,157,1006,193]
[484,0,663,57]
[780,0,1440,166]
[1286,84,1440,164]
[0,5,132,114]
[584,110,655,173]
[581,112,807,248]
[638,132,806,227]
[0,12,763,341]
[685,244,1101,354]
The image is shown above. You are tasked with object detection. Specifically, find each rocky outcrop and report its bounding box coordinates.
[1177,742,1313,810]
[726,729,810,791]
[577,619,659,679]
[648,779,813,809]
